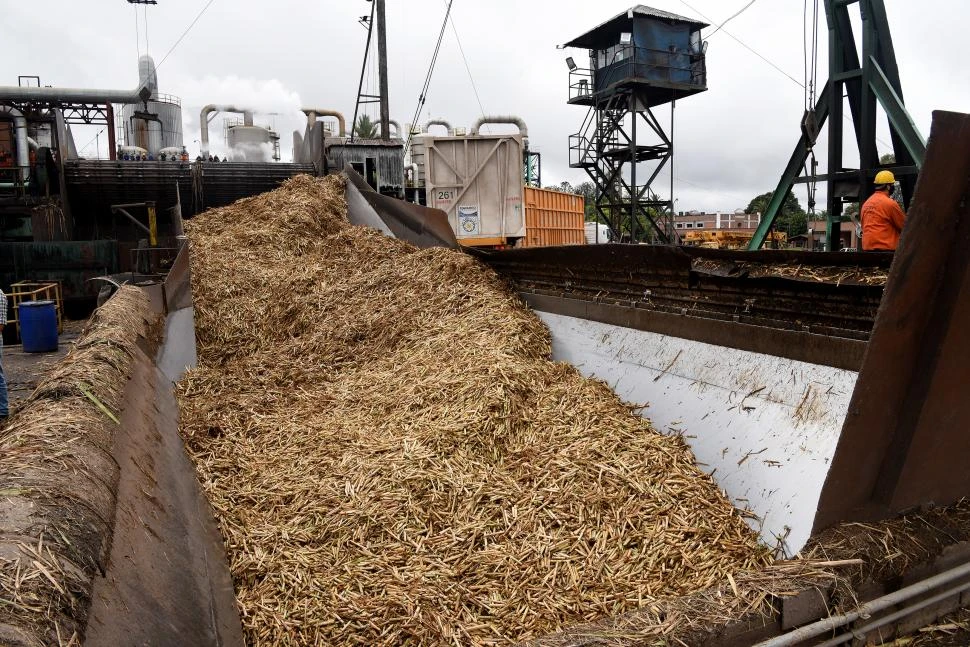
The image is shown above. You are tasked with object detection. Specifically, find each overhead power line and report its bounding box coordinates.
[155,0,218,71]
[443,2,487,134]
[678,0,804,88]
[405,0,455,156]
[680,0,894,190]
[706,0,758,39]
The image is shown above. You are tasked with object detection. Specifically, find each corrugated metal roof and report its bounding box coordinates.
[563,4,708,49]
[631,5,706,25]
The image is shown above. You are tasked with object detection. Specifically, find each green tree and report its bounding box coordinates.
[354,115,378,138]
[746,189,808,236]
[574,181,597,220]
[880,153,896,165]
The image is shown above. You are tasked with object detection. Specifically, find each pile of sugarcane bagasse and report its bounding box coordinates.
[177,175,771,646]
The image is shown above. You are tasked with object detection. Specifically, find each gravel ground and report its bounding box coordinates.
[2,320,86,408]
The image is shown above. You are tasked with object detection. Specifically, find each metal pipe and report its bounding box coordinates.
[0,105,29,180]
[106,103,117,161]
[469,115,528,137]
[814,580,970,647]
[302,109,346,137]
[199,105,257,155]
[112,207,152,237]
[408,162,419,186]
[0,80,150,104]
[754,559,970,647]
[424,119,452,135]
[292,130,304,163]
[379,119,401,138]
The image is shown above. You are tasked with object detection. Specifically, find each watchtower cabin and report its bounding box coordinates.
[565,5,708,242]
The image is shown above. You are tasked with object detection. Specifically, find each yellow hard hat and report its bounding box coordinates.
[874,170,896,185]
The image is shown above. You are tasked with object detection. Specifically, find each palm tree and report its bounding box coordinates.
[354,115,378,139]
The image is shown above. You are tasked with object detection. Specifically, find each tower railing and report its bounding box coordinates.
[569,45,706,102]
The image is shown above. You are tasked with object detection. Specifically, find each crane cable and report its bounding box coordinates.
[404,0,455,157]
[803,0,820,216]
[155,0,218,72]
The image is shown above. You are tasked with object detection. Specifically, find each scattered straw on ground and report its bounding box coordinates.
[692,258,890,285]
[804,498,970,590]
[178,175,770,646]
[531,498,970,645]
[0,287,152,647]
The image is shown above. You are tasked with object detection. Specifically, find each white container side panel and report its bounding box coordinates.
[536,311,857,557]
[425,135,525,242]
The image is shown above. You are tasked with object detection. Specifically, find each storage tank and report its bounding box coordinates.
[420,120,526,247]
[227,125,276,162]
[409,134,430,185]
[120,55,184,155]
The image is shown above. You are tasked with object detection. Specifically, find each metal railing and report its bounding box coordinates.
[569,45,706,101]
[7,282,63,340]
[152,92,181,107]
[0,166,29,196]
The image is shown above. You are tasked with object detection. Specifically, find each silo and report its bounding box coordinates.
[227,125,273,162]
[120,55,184,155]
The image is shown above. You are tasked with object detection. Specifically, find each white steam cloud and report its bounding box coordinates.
[166,73,305,161]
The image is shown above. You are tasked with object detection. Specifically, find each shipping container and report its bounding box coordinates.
[420,133,525,246]
[585,221,612,244]
[521,187,586,247]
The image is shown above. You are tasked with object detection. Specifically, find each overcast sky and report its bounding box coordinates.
[5,0,968,212]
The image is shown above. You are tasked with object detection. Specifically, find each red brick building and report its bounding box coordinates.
[673,211,762,233]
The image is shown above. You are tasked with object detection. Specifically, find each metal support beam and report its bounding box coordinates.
[814,111,970,530]
[826,0,846,251]
[869,57,927,166]
[106,103,117,161]
[375,0,391,141]
[573,92,672,243]
[751,0,921,250]
[111,201,158,245]
[748,83,831,250]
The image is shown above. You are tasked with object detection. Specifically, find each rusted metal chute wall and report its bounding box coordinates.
[343,165,457,249]
[84,247,243,646]
[814,110,970,531]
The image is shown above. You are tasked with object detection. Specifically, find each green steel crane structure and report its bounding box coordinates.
[748,0,926,251]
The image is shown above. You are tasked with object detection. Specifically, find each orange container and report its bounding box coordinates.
[521,186,586,247]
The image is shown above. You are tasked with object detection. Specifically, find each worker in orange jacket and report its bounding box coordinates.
[861,170,906,250]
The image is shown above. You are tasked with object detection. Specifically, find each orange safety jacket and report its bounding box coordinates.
[861,190,906,251]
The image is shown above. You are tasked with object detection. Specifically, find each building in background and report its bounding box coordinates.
[673,210,761,232]
[805,219,859,250]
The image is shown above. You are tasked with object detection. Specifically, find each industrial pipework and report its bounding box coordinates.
[379,120,402,139]
[424,119,452,135]
[199,105,254,155]
[302,109,346,137]
[0,79,151,104]
[470,115,529,137]
[0,105,29,181]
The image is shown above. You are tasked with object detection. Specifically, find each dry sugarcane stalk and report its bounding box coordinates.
[179,175,773,646]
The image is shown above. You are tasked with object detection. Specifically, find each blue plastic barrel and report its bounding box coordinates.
[19,300,58,353]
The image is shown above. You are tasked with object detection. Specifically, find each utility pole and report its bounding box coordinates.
[376,0,390,140]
